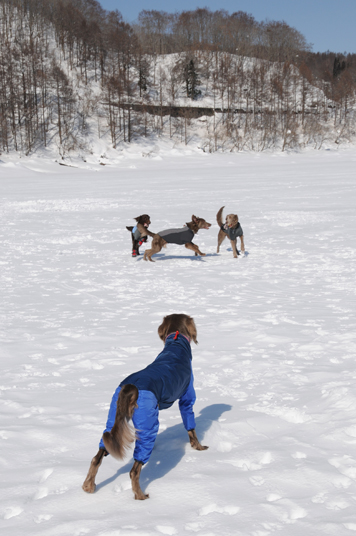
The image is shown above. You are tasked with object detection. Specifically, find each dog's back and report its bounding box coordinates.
[157,226,194,245]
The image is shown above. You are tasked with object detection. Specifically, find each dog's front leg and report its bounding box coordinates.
[240,235,245,253]
[82,448,106,493]
[188,429,209,451]
[185,242,205,256]
[230,239,239,258]
[130,460,149,500]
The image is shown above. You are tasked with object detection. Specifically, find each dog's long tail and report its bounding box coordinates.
[102,384,138,460]
[216,206,225,227]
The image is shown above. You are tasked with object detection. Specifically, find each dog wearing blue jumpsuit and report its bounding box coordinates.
[82,314,208,500]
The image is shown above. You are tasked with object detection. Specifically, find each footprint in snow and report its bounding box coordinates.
[265,499,307,524]
[184,522,205,531]
[329,456,356,480]
[33,487,48,500]
[217,441,233,453]
[39,468,53,483]
[292,452,307,459]
[249,475,265,486]
[156,526,178,535]
[344,523,356,531]
[325,498,350,510]
[199,503,239,516]
[311,492,326,504]
[33,514,53,524]
[114,481,132,493]
[266,494,282,502]
[4,506,23,519]
[222,451,273,471]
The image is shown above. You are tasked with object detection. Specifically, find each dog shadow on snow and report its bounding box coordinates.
[137,253,220,262]
[96,403,232,493]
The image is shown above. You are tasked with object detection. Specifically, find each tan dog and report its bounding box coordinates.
[216,206,245,258]
[143,215,211,262]
[82,314,208,500]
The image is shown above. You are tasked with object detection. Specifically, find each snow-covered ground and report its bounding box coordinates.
[1,148,356,536]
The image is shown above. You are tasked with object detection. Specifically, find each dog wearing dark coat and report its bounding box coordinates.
[126,214,155,257]
[82,314,208,500]
[143,215,211,262]
[216,206,245,258]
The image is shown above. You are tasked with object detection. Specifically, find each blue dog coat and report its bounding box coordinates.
[99,333,197,464]
[132,225,142,241]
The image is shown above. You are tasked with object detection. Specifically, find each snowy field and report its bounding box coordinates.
[1,148,356,536]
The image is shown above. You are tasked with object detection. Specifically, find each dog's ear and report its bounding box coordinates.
[134,216,140,222]
[184,315,198,344]
[158,315,170,342]
[192,215,197,223]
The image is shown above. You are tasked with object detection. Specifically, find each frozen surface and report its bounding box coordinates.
[1,148,356,535]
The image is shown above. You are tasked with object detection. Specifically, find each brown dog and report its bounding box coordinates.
[143,215,211,262]
[126,214,156,257]
[82,314,208,500]
[216,206,245,258]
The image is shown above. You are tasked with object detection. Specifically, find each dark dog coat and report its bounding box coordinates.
[158,226,194,245]
[221,222,243,241]
[99,333,196,464]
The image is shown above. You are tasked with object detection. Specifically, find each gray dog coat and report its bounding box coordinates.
[158,226,194,245]
[222,222,243,241]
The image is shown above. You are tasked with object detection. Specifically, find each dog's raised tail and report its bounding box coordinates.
[102,384,138,460]
[216,206,225,227]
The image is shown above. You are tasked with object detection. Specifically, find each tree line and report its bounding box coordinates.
[0,0,355,155]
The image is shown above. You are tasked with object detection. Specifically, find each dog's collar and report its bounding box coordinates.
[165,332,191,344]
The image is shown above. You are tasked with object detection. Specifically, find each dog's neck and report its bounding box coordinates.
[165,332,191,344]
[186,221,198,234]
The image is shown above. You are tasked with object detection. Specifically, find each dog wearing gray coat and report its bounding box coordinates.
[216,206,245,258]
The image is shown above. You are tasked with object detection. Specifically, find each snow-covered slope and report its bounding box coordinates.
[1,148,356,535]
[2,4,354,156]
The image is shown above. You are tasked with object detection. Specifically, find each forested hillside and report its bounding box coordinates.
[0,0,355,156]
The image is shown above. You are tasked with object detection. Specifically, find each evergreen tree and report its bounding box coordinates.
[333,57,346,79]
[184,59,201,100]
[138,59,149,96]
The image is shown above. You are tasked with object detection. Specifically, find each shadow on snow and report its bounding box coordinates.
[136,253,220,262]
[96,403,232,493]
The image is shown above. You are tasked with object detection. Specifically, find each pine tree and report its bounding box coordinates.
[333,57,346,79]
[138,60,148,96]
[184,59,201,100]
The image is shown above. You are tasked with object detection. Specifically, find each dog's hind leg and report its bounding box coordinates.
[130,460,149,500]
[144,237,164,262]
[82,448,106,493]
[188,429,209,451]
[217,229,226,253]
[185,242,205,256]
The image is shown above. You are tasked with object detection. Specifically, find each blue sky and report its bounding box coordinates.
[98,0,356,54]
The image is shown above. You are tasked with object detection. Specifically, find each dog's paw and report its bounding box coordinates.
[195,444,209,451]
[135,492,149,500]
[82,481,96,493]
